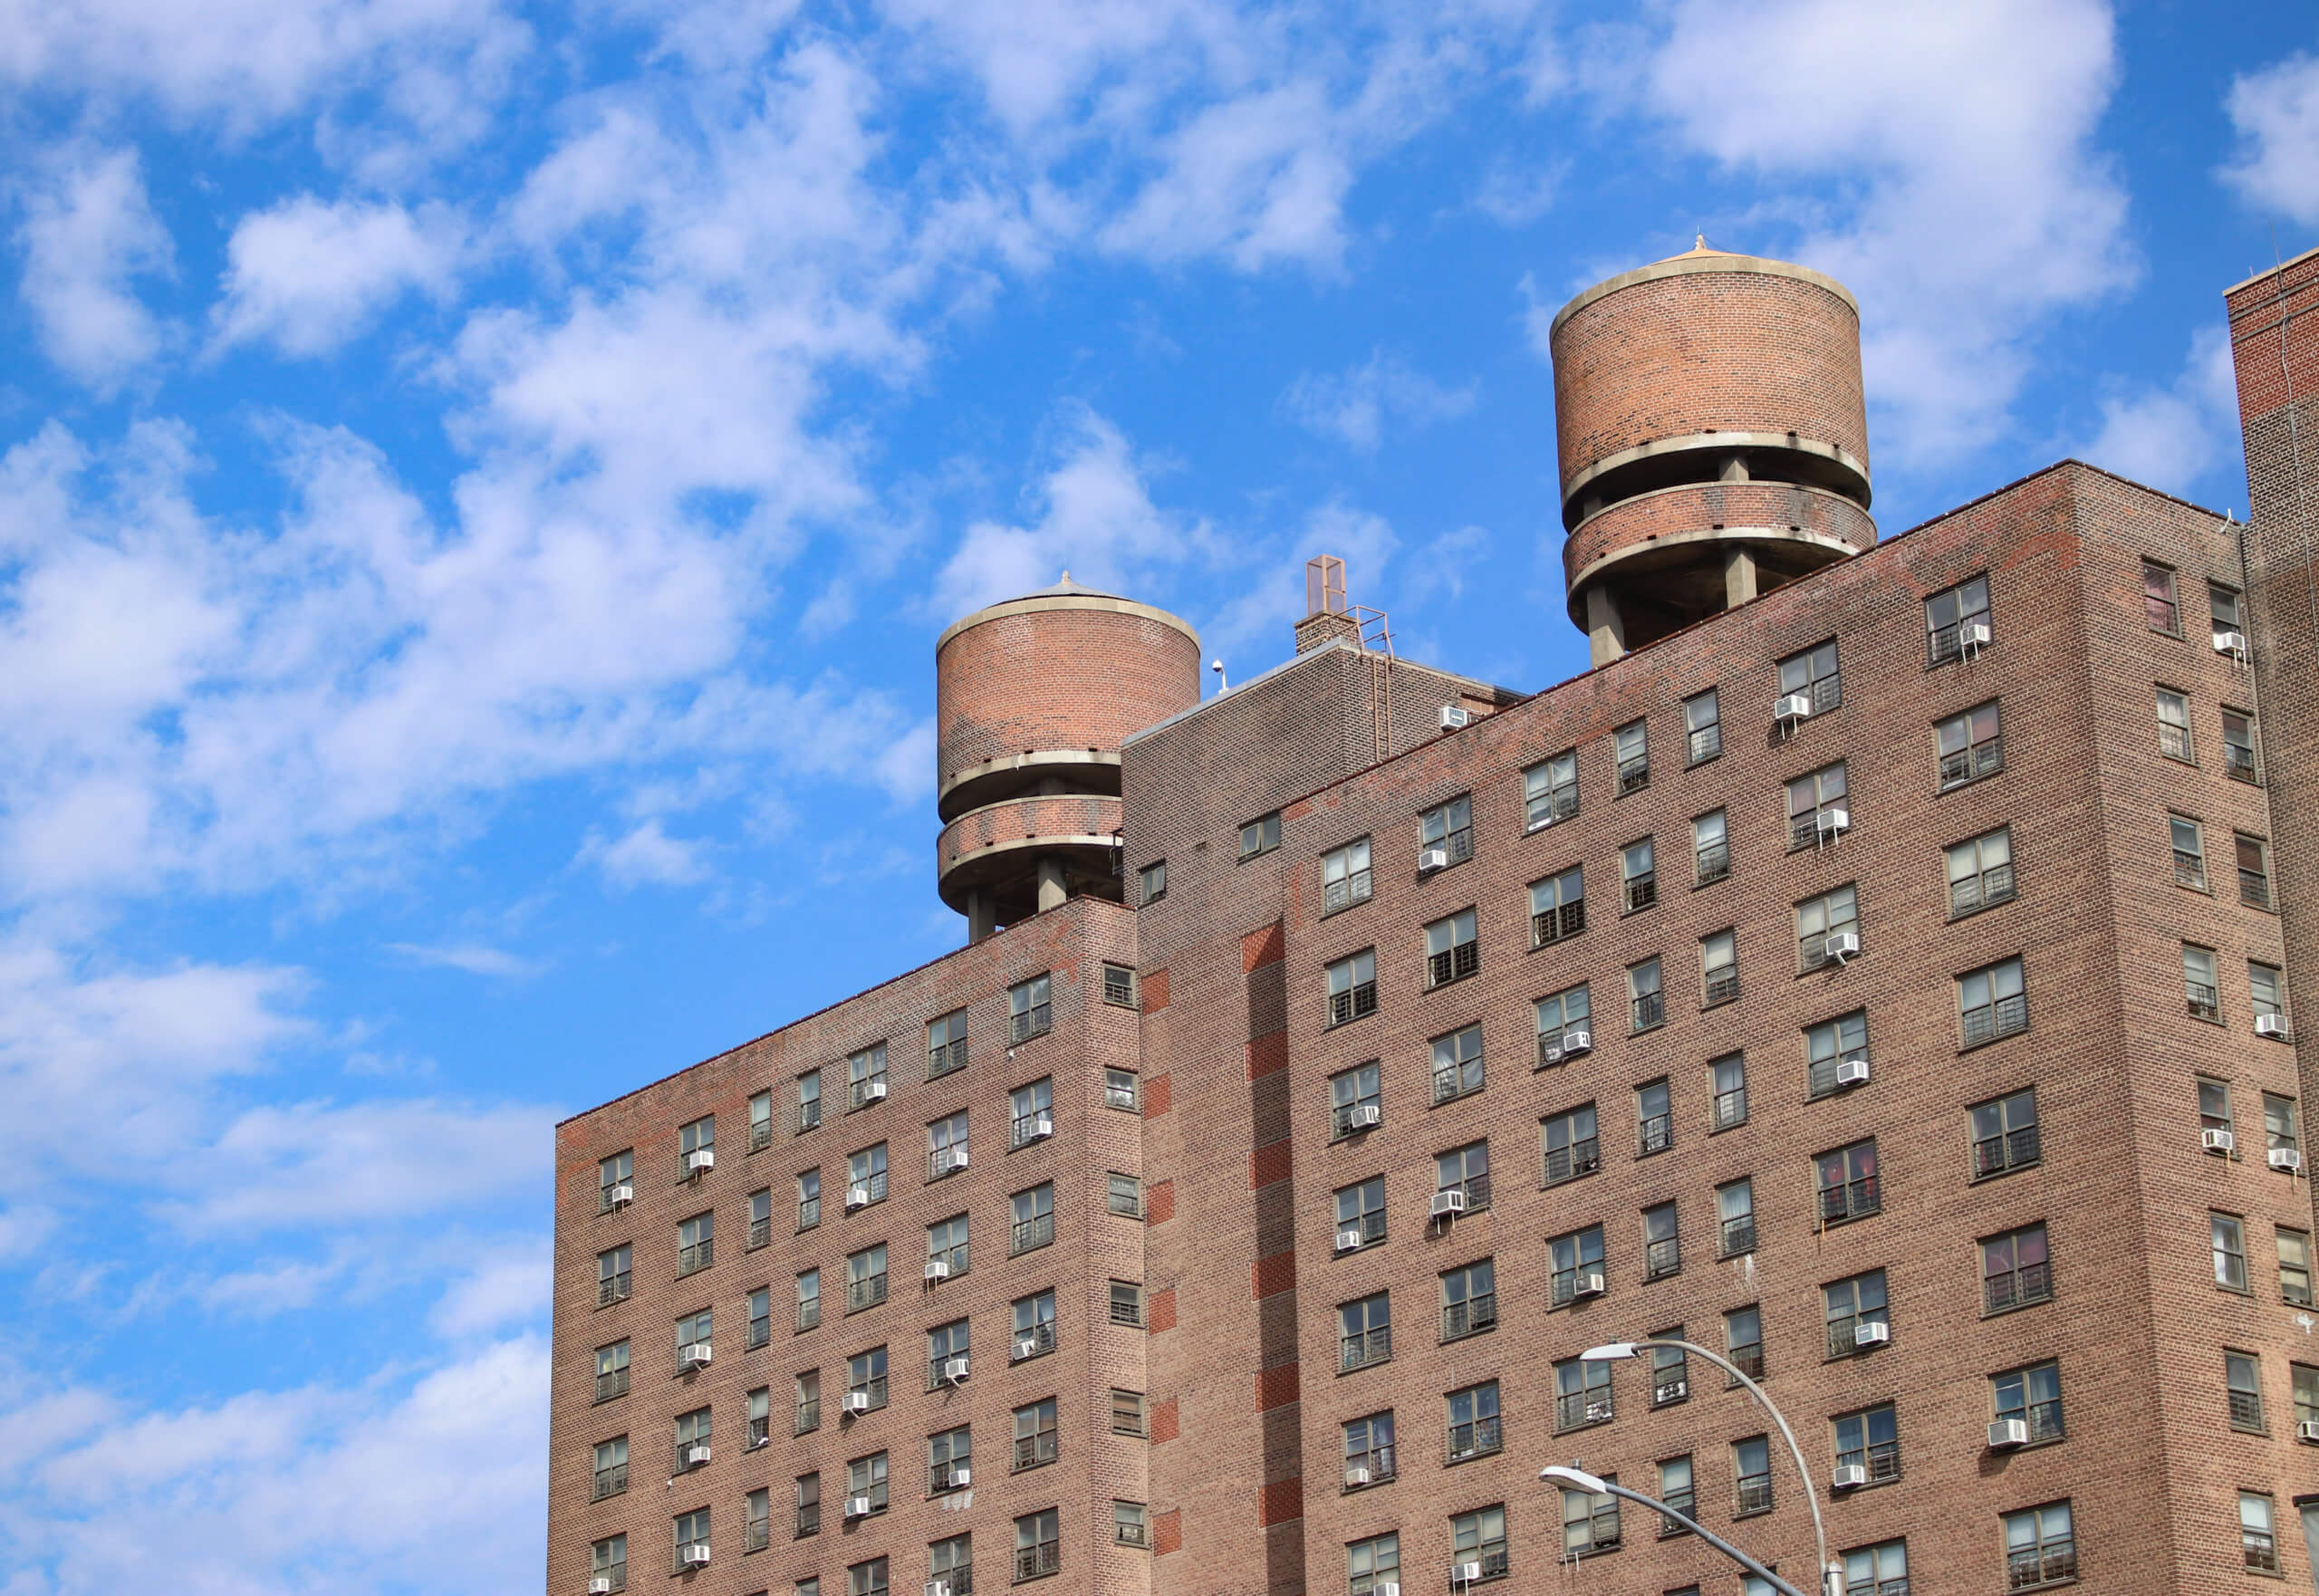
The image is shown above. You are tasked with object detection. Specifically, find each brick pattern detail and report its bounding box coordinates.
[1251,1249,1296,1299]
[1248,1139,1293,1189]
[1141,966,1169,1011]
[1145,1178,1175,1224]
[1255,1476,1303,1527]
[1241,921,1285,971]
[1246,1030,1288,1080]
[1149,1396,1179,1444]
[1254,1362,1301,1411]
[936,602,1199,786]
[1145,1286,1176,1333]
[1141,1072,1170,1117]
[1564,477,1875,586]
[1152,1508,1182,1556]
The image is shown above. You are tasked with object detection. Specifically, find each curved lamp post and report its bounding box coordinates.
[1581,1337,1842,1596]
[1538,1466,1806,1596]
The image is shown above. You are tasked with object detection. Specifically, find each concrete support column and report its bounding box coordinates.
[1585,584,1627,668]
[1719,453,1751,483]
[1035,857,1067,913]
[1724,545,1759,607]
[966,888,996,944]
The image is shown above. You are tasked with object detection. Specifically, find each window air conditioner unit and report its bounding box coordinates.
[1574,1268,1607,1298]
[1439,704,1470,731]
[2270,1149,2305,1172]
[1832,1464,1869,1489]
[1345,1465,1371,1486]
[680,1342,712,1368]
[929,1582,953,1596]
[609,1184,634,1207]
[1583,1401,1612,1423]
[1963,620,1993,649]
[943,1356,971,1381]
[947,1466,970,1486]
[1835,1055,1872,1087]
[1348,1103,1381,1130]
[842,1391,871,1415]
[844,1496,873,1519]
[846,1183,872,1209]
[1988,1418,2031,1449]
[1823,928,1860,961]
[590,1580,613,1594]
[1562,1027,1592,1054]
[2257,1014,2291,1038]
[924,1259,950,1281]
[2216,629,2248,655]
[935,1148,967,1174]
[2299,1419,2319,1443]
[1775,693,1814,722]
[685,1149,715,1175]
[1014,1335,1039,1359]
[680,1544,711,1567]
[1429,1189,1467,1219]
[862,1080,889,1101]
[1853,1321,1890,1346]
[1454,1562,1482,1583]
[1376,1585,1400,1596]
[1816,809,1850,839]
[1419,846,1450,873]
[684,1443,711,1466]
[2203,1128,2236,1154]
[1337,1227,1364,1253]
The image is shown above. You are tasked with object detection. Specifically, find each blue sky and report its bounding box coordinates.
[0,1,2314,1589]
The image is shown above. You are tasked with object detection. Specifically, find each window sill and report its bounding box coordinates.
[1425,971,1478,994]
[1708,1120,1746,1137]
[1342,1476,1395,1494]
[1686,750,1723,770]
[1957,1029,2030,1056]
[1443,1447,1504,1468]
[1318,896,1373,921]
[1968,1162,2039,1184]
[2160,753,2199,768]
[1733,1505,1775,1522]
[1336,1358,1393,1378]
[1694,873,1730,890]
[1701,994,1738,1012]
[1323,1012,1379,1034]
[1630,1022,1666,1038]
[1948,896,2018,923]
[1980,1295,2054,1321]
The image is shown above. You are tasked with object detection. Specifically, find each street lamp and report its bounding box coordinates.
[1581,1338,1842,1596]
[1538,1466,1806,1596]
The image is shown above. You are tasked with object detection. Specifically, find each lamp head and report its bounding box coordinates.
[1579,1341,1637,1361]
[1539,1464,1608,1495]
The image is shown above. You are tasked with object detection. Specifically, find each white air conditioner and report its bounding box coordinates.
[1574,1268,1607,1297]
[1853,1321,1891,1346]
[1776,692,1814,722]
[685,1149,715,1174]
[1835,1055,1872,1087]
[2216,629,2248,655]
[862,1080,888,1101]
[1824,928,1860,961]
[684,1443,711,1466]
[929,1582,953,1596]
[1583,1401,1612,1423]
[948,1466,970,1486]
[935,1148,967,1173]
[2257,1014,2291,1038]
[609,1183,634,1207]
[1419,846,1450,873]
[591,1579,614,1594]
[2299,1419,2319,1443]
[1832,1464,1869,1489]
[1439,704,1471,731]
[842,1391,871,1415]
[1563,1027,1592,1054]
[1454,1563,1482,1583]
[924,1259,950,1281]
[1345,1465,1371,1486]
[1337,1226,1364,1253]
[680,1544,711,1568]
[846,1183,872,1208]
[1348,1103,1381,1129]
[680,1342,712,1368]
[1988,1418,2031,1449]
[2271,1149,2305,1172]
[1429,1189,1467,1219]
[2203,1128,2236,1154]
[1375,1585,1400,1596]
[1014,1335,1039,1359]
[1816,811,1851,842]
[844,1496,873,1519]
[943,1356,971,1381]
[1963,620,1993,649]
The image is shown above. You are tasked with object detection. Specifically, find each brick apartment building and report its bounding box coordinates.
[548,242,2319,1596]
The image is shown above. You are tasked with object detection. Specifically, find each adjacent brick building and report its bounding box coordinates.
[549,245,2319,1596]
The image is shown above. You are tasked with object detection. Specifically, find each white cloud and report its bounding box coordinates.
[213,196,466,358]
[15,145,174,390]
[2079,324,2239,499]
[384,941,545,978]
[1099,80,1359,270]
[2220,52,2319,226]
[1278,351,1476,452]
[581,818,712,889]
[429,1246,551,1338]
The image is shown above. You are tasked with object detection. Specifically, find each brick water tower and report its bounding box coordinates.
[1550,240,1879,663]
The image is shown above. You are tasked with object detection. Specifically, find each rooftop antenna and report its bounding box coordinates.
[1211,659,1227,695]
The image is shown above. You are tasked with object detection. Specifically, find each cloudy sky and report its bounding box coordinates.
[0,0,2314,1590]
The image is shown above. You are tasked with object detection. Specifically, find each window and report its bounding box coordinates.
[846,1144,890,1210]
[1109,1281,1145,1327]
[1650,1336,1689,1407]
[1642,1201,1681,1279]
[846,1346,888,1412]
[1725,1305,1765,1380]
[1796,884,1859,970]
[1949,826,2016,915]
[670,1514,709,1580]
[1009,1078,1054,1149]
[2224,707,2260,782]
[1843,1540,1908,1596]
[1437,1141,1490,1212]
[1343,1410,1396,1485]
[1111,1389,1146,1437]
[1788,763,1850,848]
[1936,700,2004,788]
[1323,838,1373,913]
[674,1407,712,1473]
[1713,1179,1756,1259]
[1621,838,1657,911]
[1335,1175,1387,1250]
[1326,950,1378,1026]
[788,1174,820,1241]
[1815,1139,1881,1224]
[1012,1289,1057,1361]
[748,1287,772,1349]
[2227,1350,2266,1431]
[847,1043,888,1110]
[926,1112,969,1183]
[1562,1474,1621,1553]
[1993,1360,2064,1444]
[927,1010,967,1079]
[1339,1292,1391,1370]
[2295,1362,2318,1430]
[1684,687,1722,763]
[2170,814,2208,888]
[592,1534,628,1592]
[1734,1436,1774,1514]
[1973,1088,2041,1178]
[595,1339,631,1401]
[794,1370,820,1436]
[1629,957,1664,1032]
[1543,1104,1600,1186]
[1614,718,1650,793]
[1555,1353,1614,1431]
[2253,963,2289,1034]
[1779,639,1842,713]
[1693,809,1729,885]
[1636,1078,1673,1155]
[2237,832,2273,908]
[1548,1224,1605,1307]
[741,1187,771,1251]
[1420,795,1474,867]
[1330,1061,1381,1137]
[679,1115,715,1175]
[746,1486,771,1553]
[2144,559,2180,630]
[1823,1270,1889,1358]
[1702,930,1737,1005]
[927,1214,969,1279]
[1525,751,1580,829]
[1441,1260,1496,1341]
[1425,909,1478,986]
[2212,581,2245,639]
[2243,1492,2279,1572]
[597,1244,633,1307]
[847,1557,888,1596]
[1349,1533,1400,1596]
[798,1070,823,1133]
[2280,1228,2314,1306]
[678,1212,714,1276]
[1447,1379,1503,1459]
[1710,1053,1747,1130]
[1101,963,1138,1007]
[1804,1010,1869,1101]
[1529,866,1584,947]
[2185,944,2221,1021]
[1535,985,1590,1066]
[1984,1223,2054,1312]
[599,1149,634,1213]
[593,1435,630,1501]
[2005,1502,2076,1589]
[2214,1212,2249,1291]
[676,1309,713,1371]
[796,1269,820,1331]
[1138,859,1166,906]
[1104,1067,1140,1110]
[846,1451,890,1516]
[1430,1024,1484,1104]
[930,1534,971,1591]
[794,1471,820,1536]
[1114,1502,1148,1548]
[1959,957,2028,1045]
[1833,1404,1900,1485]
[1107,1171,1142,1218]
[1010,1184,1054,1255]
[1011,1399,1058,1472]
[1927,573,1991,664]
[1239,811,1283,860]
[846,1235,891,1308]
[2266,1094,2299,1162]
[1658,1455,1696,1534]
[1450,1505,1508,1582]
[927,1320,970,1390]
[1007,974,1052,1043]
[2157,687,2194,761]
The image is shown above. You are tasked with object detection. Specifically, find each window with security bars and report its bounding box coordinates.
[929,1533,971,1591]
[2145,560,2180,630]
[1936,700,2003,788]
[1642,1201,1680,1279]
[745,1385,770,1447]
[2253,962,2289,1034]
[1107,1172,1142,1218]
[1010,1184,1054,1255]
[794,1370,820,1436]
[1339,1292,1391,1371]
[1535,985,1590,1065]
[1993,1360,2064,1443]
[1973,1088,2040,1178]
[1647,1335,1689,1408]
[1548,1224,1605,1306]
[1628,957,1664,1032]
[1779,639,1842,713]
[1701,930,1737,1006]
[2185,943,2221,1020]
[599,1149,633,1213]
[796,1270,820,1331]
[927,1213,969,1278]
[1103,1067,1139,1112]
[1326,950,1377,1026]
[1733,1436,1777,1516]
[592,1534,628,1592]
[1948,826,2015,916]
[1440,1259,1495,1341]
[1823,1270,1888,1357]
[1560,1474,1621,1554]
[1983,1223,2053,1312]
[1658,1455,1696,1533]
[2226,1351,2266,1431]
[1322,837,1372,914]
[1621,837,1657,911]
[2156,687,2193,760]
[2282,1228,2314,1306]
[845,1451,890,1517]
[1726,1306,1765,1381]
[1425,909,1478,986]
[796,1168,822,1230]
[748,1288,771,1348]
[2242,1493,2279,1574]
[1833,1404,1900,1485]
[846,1043,888,1110]
[598,1245,632,1307]
[1437,1141,1490,1211]
[1113,1502,1148,1548]
[797,1070,823,1133]
[593,1435,629,1501]
[846,1144,888,1208]
[673,1406,711,1473]
[1815,1139,1880,1224]
[1927,573,1991,664]
[2213,581,2245,639]
[2223,707,2260,782]
[2006,1501,2075,1589]
[677,1212,714,1276]
[595,1340,630,1402]
[2237,832,2272,908]
[1330,1062,1381,1137]
[1543,1104,1599,1186]
[927,1111,968,1181]
[1420,796,1474,867]
[1524,751,1580,829]
[748,1187,773,1250]
[744,1487,771,1553]
[1613,719,1650,793]
[926,1321,970,1390]
[1101,963,1137,1007]
[927,1010,967,1079]
[1805,1010,1869,1100]
[846,1556,887,1596]
[1450,1505,1508,1582]
[1343,1411,1396,1485]
[1007,975,1052,1043]
[1843,1539,1908,1596]
[1529,866,1584,946]
[1446,1380,1502,1460]
[679,1114,714,1176]
[1108,1281,1144,1326]
[2295,1361,2319,1430]
[845,1245,887,1312]
[2214,1211,2249,1291]
[1693,808,1728,885]
[744,1099,770,1159]
[1636,1078,1673,1156]
[1009,1079,1053,1148]
[1554,1353,1612,1431]
[1239,812,1282,860]
[2170,813,2207,887]
[1709,1053,1746,1130]
[1430,1024,1484,1104]
[1138,859,1166,905]
[675,1309,712,1372]
[1787,763,1849,849]
[847,1346,888,1411]
[794,1471,820,1536]
[1959,957,2027,1045]
[1012,1289,1057,1361]
[1011,1400,1058,1473]
[1349,1533,1400,1596]
[1717,1179,1756,1257]
[1111,1389,1146,1436]
[1684,687,1722,764]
